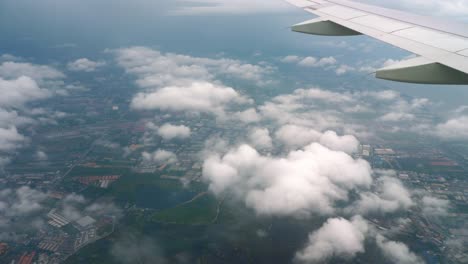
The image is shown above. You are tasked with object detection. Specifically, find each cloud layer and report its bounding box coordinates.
[67,58,105,72]
[203,143,372,217]
[295,216,368,263]
[0,59,68,166]
[157,123,191,140]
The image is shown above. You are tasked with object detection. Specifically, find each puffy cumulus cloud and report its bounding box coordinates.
[421,196,450,217]
[142,150,178,165]
[232,108,261,124]
[295,216,369,263]
[281,55,338,70]
[433,116,468,140]
[112,46,274,87]
[0,59,68,166]
[378,97,429,123]
[0,126,27,152]
[67,58,105,72]
[333,57,403,76]
[171,0,293,15]
[376,235,424,264]
[318,131,359,154]
[202,143,372,217]
[349,173,414,215]
[0,76,51,108]
[0,109,32,127]
[275,125,359,154]
[258,87,355,132]
[275,124,322,148]
[247,127,272,149]
[157,123,191,140]
[131,82,250,117]
[280,55,301,63]
[0,62,64,81]
[298,56,337,68]
[258,86,431,140]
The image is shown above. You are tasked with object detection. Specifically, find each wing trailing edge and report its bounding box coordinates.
[376,57,468,84]
[292,18,361,36]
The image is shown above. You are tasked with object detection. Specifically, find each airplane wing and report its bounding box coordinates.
[285,0,468,84]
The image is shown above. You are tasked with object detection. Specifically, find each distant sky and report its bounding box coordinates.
[1,0,467,105]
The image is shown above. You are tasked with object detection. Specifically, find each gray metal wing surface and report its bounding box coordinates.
[285,0,468,84]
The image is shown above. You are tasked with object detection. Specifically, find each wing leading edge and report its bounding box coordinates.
[285,0,468,84]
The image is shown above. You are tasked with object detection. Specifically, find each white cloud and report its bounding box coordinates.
[275,124,322,148]
[0,60,67,165]
[142,150,178,165]
[275,125,358,154]
[295,216,369,263]
[131,82,250,117]
[112,46,273,88]
[319,131,359,154]
[376,234,424,264]
[0,127,27,152]
[257,85,431,143]
[298,57,318,67]
[113,47,273,119]
[202,143,372,217]
[281,55,337,69]
[298,56,337,67]
[157,123,191,140]
[0,62,64,81]
[232,108,261,123]
[0,76,51,108]
[350,174,414,215]
[248,127,272,149]
[67,58,105,72]
[433,116,468,140]
[280,55,301,63]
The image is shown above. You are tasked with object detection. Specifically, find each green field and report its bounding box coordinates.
[151,194,218,225]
